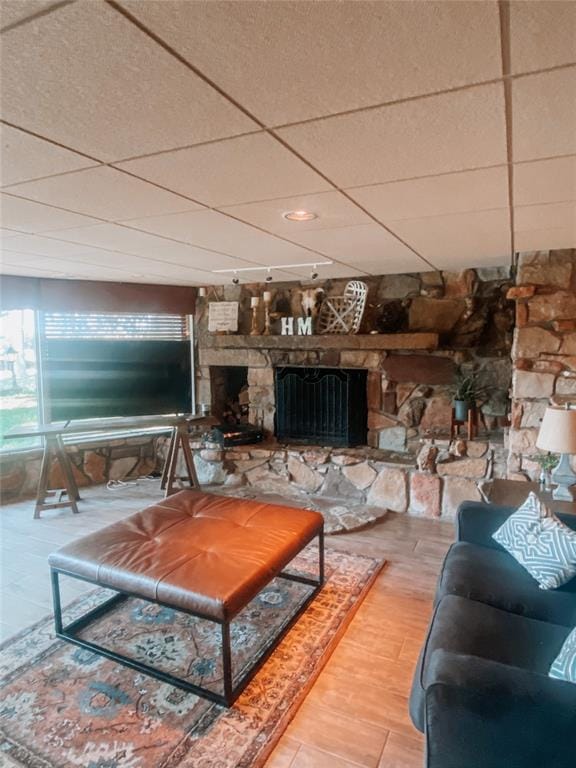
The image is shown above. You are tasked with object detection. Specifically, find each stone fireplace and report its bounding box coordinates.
[198,332,454,451]
[188,265,517,521]
[209,365,249,424]
[275,367,367,447]
[208,361,368,446]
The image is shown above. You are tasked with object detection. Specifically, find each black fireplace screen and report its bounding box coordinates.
[275,367,367,447]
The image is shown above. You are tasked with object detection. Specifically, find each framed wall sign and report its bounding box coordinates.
[208,301,239,332]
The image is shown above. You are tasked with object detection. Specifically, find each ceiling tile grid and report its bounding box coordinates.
[1,0,575,285]
[511,67,576,163]
[218,191,372,235]
[0,0,257,162]
[0,124,97,186]
[514,156,576,206]
[0,0,58,31]
[116,133,332,207]
[5,166,201,221]
[276,83,508,189]
[388,208,511,269]
[0,193,103,233]
[509,1,576,74]
[346,166,510,223]
[119,0,502,126]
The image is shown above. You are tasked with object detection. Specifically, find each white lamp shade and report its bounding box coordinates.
[536,406,576,454]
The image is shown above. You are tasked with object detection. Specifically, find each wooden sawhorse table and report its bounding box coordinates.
[8,415,208,518]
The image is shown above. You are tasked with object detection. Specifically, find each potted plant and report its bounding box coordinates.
[452,370,487,422]
[535,452,559,491]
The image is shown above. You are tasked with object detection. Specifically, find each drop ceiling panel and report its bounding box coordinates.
[347,166,509,222]
[514,202,576,233]
[219,191,371,235]
[277,84,507,188]
[0,124,96,186]
[41,247,228,279]
[0,232,117,259]
[389,209,511,268]
[1,248,230,285]
[1,251,137,278]
[343,257,426,275]
[121,209,324,266]
[0,194,102,233]
[510,1,576,74]
[515,227,576,252]
[0,0,257,162]
[121,0,502,126]
[6,167,199,221]
[0,0,56,30]
[0,227,22,237]
[1,263,66,278]
[117,133,331,207]
[281,262,370,281]
[514,156,576,206]
[283,223,429,272]
[46,222,257,271]
[512,68,576,162]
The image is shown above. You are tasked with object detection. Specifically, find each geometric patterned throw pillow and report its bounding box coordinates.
[550,627,576,683]
[492,492,576,590]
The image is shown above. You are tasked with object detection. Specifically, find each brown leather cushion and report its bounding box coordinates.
[49,490,323,621]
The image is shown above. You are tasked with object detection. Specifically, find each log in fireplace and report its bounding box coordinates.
[275,367,367,447]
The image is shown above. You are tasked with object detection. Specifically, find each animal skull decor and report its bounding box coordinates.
[300,287,325,320]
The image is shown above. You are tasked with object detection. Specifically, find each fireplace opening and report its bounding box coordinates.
[209,366,249,424]
[275,367,367,447]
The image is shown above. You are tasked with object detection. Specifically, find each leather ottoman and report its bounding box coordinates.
[49,490,324,706]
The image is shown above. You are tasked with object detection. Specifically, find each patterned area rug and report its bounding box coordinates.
[0,548,383,768]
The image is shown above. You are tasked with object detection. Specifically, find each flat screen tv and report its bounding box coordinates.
[43,339,191,421]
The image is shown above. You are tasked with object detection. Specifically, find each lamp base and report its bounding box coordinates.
[551,453,576,501]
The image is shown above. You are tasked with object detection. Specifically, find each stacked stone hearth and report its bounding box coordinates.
[507,250,576,480]
[157,434,507,524]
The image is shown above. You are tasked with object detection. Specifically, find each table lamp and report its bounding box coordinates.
[536,404,576,501]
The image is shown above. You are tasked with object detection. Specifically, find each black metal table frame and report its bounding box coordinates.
[50,528,324,707]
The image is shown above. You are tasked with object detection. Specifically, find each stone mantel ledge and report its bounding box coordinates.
[202,333,439,351]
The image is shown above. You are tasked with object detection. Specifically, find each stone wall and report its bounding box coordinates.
[196,266,515,447]
[0,434,158,504]
[158,434,508,519]
[507,249,576,480]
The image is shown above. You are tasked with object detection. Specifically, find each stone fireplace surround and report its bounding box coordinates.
[198,333,442,450]
[182,331,507,521]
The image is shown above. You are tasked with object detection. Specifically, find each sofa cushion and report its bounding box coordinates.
[409,595,568,732]
[550,626,576,684]
[437,541,576,626]
[493,492,576,590]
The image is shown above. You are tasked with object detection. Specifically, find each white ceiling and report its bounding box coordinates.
[0,0,575,287]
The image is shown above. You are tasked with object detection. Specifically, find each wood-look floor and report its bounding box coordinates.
[0,481,454,768]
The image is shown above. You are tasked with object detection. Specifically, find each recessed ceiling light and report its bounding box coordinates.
[282,210,318,222]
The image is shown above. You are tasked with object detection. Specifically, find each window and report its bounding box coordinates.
[0,311,193,451]
[0,309,40,450]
